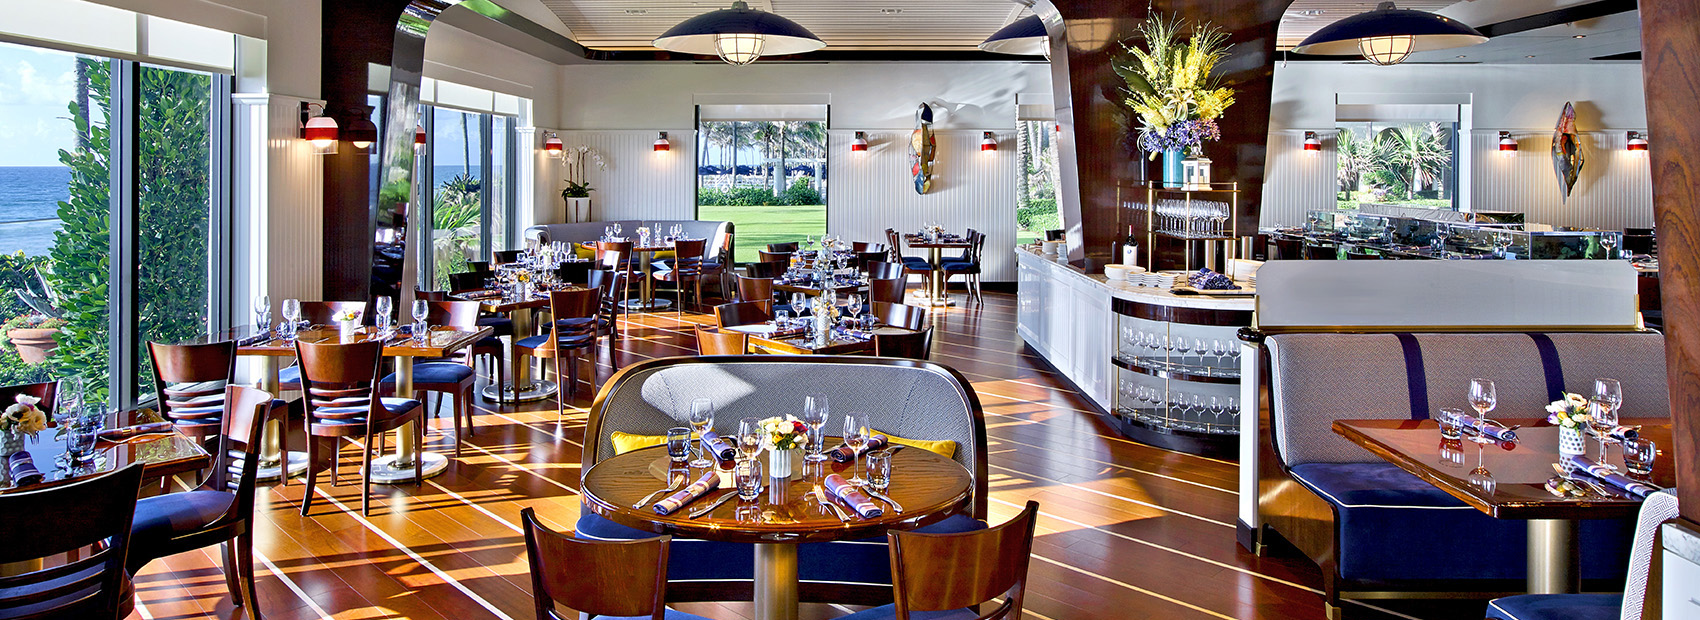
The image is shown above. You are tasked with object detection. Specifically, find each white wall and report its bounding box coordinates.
[423,22,561,127]
[1260,62,1652,229]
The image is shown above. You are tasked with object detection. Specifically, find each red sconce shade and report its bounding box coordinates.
[303,115,338,147]
[1303,131,1322,152]
[345,117,378,151]
[1627,131,1648,152]
[851,131,868,152]
[543,133,563,155]
[654,132,671,152]
[1498,131,1518,156]
[981,131,997,151]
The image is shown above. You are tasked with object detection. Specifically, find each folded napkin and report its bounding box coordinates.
[236,333,270,346]
[770,324,807,339]
[829,434,888,463]
[1456,413,1517,442]
[1565,455,1661,499]
[8,451,43,487]
[1605,426,1639,442]
[824,473,883,519]
[98,422,175,442]
[653,471,720,516]
[699,429,737,461]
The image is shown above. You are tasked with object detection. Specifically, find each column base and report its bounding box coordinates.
[368,451,449,484]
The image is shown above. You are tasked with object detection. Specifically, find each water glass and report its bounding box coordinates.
[776,310,791,327]
[412,299,431,341]
[1436,407,1465,440]
[65,410,105,465]
[374,296,393,333]
[865,450,892,491]
[665,427,691,463]
[1622,438,1656,476]
[688,398,715,468]
[253,295,270,335]
[738,417,763,463]
[736,460,764,501]
[281,298,302,339]
[802,394,829,462]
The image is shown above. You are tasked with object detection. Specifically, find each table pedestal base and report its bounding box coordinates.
[1526,518,1580,594]
[481,380,558,403]
[754,543,799,620]
[254,451,309,482]
[368,451,449,484]
[619,298,673,311]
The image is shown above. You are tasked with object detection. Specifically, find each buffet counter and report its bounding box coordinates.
[1016,245,1254,457]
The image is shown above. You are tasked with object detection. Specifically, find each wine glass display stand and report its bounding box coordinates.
[1124,181,1240,272]
[1109,296,1253,459]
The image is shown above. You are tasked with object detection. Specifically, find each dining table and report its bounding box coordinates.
[579,442,973,620]
[1333,418,1675,595]
[582,238,695,311]
[2,408,211,494]
[902,233,972,307]
[725,321,914,356]
[454,287,587,403]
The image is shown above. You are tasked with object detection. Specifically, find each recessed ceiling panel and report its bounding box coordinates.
[542,0,1028,50]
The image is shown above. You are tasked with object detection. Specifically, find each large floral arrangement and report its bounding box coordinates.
[1,394,49,437]
[759,415,810,451]
[1114,16,1236,159]
[1545,392,1592,430]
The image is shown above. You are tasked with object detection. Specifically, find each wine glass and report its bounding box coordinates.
[1174,337,1192,370]
[1212,340,1231,375]
[1592,378,1623,465]
[281,299,302,340]
[843,412,871,485]
[374,296,393,333]
[253,295,271,336]
[688,398,715,469]
[845,294,862,324]
[802,394,830,462]
[55,376,84,428]
[1600,233,1620,260]
[1467,378,1496,420]
[792,292,808,317]
[737,417,763,464]
[411,299,430,340]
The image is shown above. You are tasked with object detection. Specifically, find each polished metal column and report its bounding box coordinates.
[753,543,799,620]
[1526,518,1580,594]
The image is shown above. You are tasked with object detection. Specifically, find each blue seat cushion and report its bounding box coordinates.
[1485,594,1621,620]
[575,512,754,581]
[129,490,236,570]
[517,333,596,350]
[477,316,513,336]
[900,257,932,270]
[800,513,986,586]
[1291,462,1634,582]
[595,609,714,620]
[314,397,422,423]
[834,605,980,620]
[939,262,978,273]
[279,365,300,386]
[382,362,474,385]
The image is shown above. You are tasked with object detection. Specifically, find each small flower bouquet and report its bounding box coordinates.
[1545,393,1591,429]
[1,394,49,455]
[759,415,810,451]
[332,308,362,323]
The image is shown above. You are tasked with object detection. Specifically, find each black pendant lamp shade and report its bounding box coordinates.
[653,1,825,65]
[1293,1,1486,66]
[979,15,1048,57]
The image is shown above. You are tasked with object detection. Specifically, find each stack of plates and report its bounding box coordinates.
[1126,271,1178,288]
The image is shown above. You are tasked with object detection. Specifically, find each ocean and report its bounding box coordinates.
[0,166,69,257]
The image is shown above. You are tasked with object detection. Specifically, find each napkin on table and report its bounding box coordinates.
[823,473,883,518]
[699,429,737,461]
[1455,413,1517,442]
[7,451,43,487]
[1564,455,1661,499]
[653,471,720,516]
[828,434,888,463]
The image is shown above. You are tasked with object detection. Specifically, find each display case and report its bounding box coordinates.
[1298,209,1627,260]
[1128,182,1240,271]
[1108,297,1253,459]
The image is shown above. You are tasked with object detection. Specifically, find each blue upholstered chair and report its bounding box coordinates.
[833,500,1038,620]
[575,356,991,606]
[522,508,718,620]
[0,462,145,620]
[1258,331,1668,618]
[379,300,483,457]
[885,229,934,277]
[1485,491,1678,620]
[296,339,427,517]
[938,231,984,305]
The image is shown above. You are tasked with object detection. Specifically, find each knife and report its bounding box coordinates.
[865,489,904,513]
[688,492,738,519]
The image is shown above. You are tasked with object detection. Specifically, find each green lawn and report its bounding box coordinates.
[698,204,827,263]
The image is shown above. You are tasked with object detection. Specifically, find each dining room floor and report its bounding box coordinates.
[127,290,1486,620]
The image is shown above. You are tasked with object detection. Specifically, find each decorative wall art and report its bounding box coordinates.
[1551,101,1585,203]
[910,103,936,194]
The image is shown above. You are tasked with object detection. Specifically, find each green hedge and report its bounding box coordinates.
[699,178,823,207]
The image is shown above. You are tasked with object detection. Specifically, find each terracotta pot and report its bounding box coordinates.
[7,327,59,364]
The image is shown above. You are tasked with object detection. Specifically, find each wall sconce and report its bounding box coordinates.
[1497,131,1518,157]
[1627,131,1648,153]
[414,125,427,151]
[300,102,337,155]
[1303,131,1322,153]
[981,131,997,152]
[851,131,868,152]
[654,131,672,152]
[346,114,378,152]
[542,132,563,157]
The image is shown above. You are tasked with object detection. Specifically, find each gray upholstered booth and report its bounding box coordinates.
[576,356,990,606]
[524,220,733,262]
[1254,330,1667,618]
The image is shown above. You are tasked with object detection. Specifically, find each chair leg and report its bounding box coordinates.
[275,407,291,486]
[452,385,465,458]
[300,436,319,517]
[361,435,373,516]
[414,420,424,487]
[221,540,243,606]
[236,532,260,620]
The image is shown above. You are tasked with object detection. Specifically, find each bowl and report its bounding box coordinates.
[1041,240,1062,255]
[1104,264,1130,280]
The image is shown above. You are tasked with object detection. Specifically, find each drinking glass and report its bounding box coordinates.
[859,314,876,332]
[802,394,830,462]
[843,412,871,485]
[1622,438,1655,476]
[1588,400,1620,467]
[281,299,302,339]
[866,450,893,492]
[374,296,393,333]
[688,398,715,469]
[1593,378,1622,417]
[1212,340,1230,374]
[1436,407,1466,440]
[412,299,430,340]
[736,460,763,500]
[775,310,790,327]
[792,292,808,316]
[845,294,862,323]
[665,427,691,464]
[1208,397,1225,432]
[1175,337,1191,367]
[54,376,84,428]
[738,417,763,463]
[1467,378,1496,419]
[253,295,271,335]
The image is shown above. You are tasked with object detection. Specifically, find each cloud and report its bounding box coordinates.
[0,53,77,107]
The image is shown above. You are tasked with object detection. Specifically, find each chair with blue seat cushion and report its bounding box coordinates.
[938,231,984,305]
[380,301,484,456]
[580,356,990,606]
[0,462,145,620]
[150,339,295,486]
[523,508,720,620]
[834,500,1038,620]
[296,338,426,517]
[128,385,274,620]
[516,288,602,423]
[1484,490,1678,620]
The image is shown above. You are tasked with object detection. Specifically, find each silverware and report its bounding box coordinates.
[634,474,686,509]
[813,484,850,522]
[865,488,904,513]
[688,492,738,519]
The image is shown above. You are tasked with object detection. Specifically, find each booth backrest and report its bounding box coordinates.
[526,220,732,260]
[584,356,989,516]
[1267,331,1668,466]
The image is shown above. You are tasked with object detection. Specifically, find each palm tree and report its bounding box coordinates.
[1375,123,1450,200]
[1335,128,1376,199]
[744,121,784,193]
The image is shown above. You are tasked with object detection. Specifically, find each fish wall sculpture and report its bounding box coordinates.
[910,103,936,195]
[1551,101,1585,203]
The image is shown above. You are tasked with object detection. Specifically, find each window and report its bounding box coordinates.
[1017,120,1061,245]
[1335,121,1459,211]
[417,105,518,289]
[696,113,828,263]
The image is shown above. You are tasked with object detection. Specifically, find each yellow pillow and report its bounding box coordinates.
[574,244,597,259]
[652,250,677,260]
[611,431,665,455]
[876,429,956,459]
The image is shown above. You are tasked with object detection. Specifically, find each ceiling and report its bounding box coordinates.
[1279,0,1642,64]
[536,0,1032,51]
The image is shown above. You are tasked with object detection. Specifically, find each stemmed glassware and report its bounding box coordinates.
[843,412,871,485]
[281,299,302,340]
[737,417,763,465]
[374,296,394,334]
[1600,233,1620,260]
[1592,378,1623,466]
[54,376,84,431]
[1434,224,1452,256]
[1467,378,1496,422]
[253,295,270,336]
[411,299,430,341]
[792,292,808,317]
[688,398,715,469]
[844,294,862,329]
[802,394,830,462]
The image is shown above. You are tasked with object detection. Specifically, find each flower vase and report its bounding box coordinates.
[0,428,24,458]
[768,448,796,481]
[1162,148,1185,188]
[1559,426,1586,457]
[338,320,360,340]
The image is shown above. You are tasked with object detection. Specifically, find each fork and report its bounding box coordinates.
[812,484,850,522]
[634,474,686,509]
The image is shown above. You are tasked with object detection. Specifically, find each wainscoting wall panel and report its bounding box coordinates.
[549,130,699,223]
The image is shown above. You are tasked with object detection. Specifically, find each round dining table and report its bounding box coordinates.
[580,444,973,620]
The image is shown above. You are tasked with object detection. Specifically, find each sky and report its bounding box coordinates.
[0,42,78,167]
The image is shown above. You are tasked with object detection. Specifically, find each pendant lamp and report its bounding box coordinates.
[1293,2,1485,66]
[654,1,824,66]
[979,15,1049,59]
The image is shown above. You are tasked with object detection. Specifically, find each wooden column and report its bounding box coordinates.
[1641,0,1700,524]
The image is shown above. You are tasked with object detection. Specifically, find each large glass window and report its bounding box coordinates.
[1017,120,1060,245]
[696,120,827,263]
[1336,121,1459,211]
[418,105,516,289]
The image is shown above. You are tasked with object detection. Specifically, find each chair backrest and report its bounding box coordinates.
[767,242,799,253]
[597,241,634,272]
[415,289,448,301]
[584,356,990,518]
[869,277,907,305]
[299,301,369,325]
[295,339,387,426]
[672,239,707,276]
[695,325,749,355]
[466,260,492,274]
[866,261,905,281]
[548,288,602,330]
[853,251,888,273]
[1272,237,1304,260]
[1266,331,1669,466]
[555,261,592,285]
[714,301,773,328]
[0,381,56,421]
[1303,244,1338,261]
[758,250,792,264]
[200,385,274,526]
[875,326,933,360]
[852,241,886,253]
[448,271,487,294]
[521,507,671,620]
[887,500,1038,620]
[147,340,238,426]
[1344,250,1381,260]
[885,229,905,262]
[744,261,784,279]
[493,249,522,265]
[427,301,484,330]
[736,275,775,304]
[871,302,928,331]
[0,462,145,619]
[1622,491,1680,620]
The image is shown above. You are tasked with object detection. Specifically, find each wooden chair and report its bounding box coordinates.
[744,260,786,279]
[149,340,291,484]
[940,231,985,305]
[127,386,273,620]
[854,250,889,273]
[885,229,933,279]
[493,249,522,265]
[871,301,928,332]
[0,463,145,620]
[378,301,485,456]
[1344,249,1382,260]
[296,339,426,517]
[766,242,799,253]
[1303,244,1338,260]
[866,261,905,281]
[466,260,492,274]
[736,275,776,307]
[714,300,772,328]
[851,241,885,253]
[586,268,625,344]
[448,271,488,294]
[654,238,707,316]
[1271,237,1304,260]
[869,277,907,305]
[874,326,934,360]
[695,325,749,355]
[520,508,712,620]
[516,288,602,422]
[838,500,1038,620]
[597,240,638,313]
[758,250,793,265]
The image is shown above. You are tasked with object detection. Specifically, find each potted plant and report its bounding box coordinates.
[1115,16,1236,188]
[2,313,66,365]
[561,145,606,223]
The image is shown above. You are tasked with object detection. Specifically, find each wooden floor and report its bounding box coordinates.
[127,290,1485,620]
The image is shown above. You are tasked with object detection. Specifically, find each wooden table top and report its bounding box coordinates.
[726,323,910,356]
[453,287,588,313]
[773,280,868,296]
[226,325,493,358]
[2,409,210,494]
[903,236,971,249]
[581,444,972,544]
[1333,418,1676,520]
